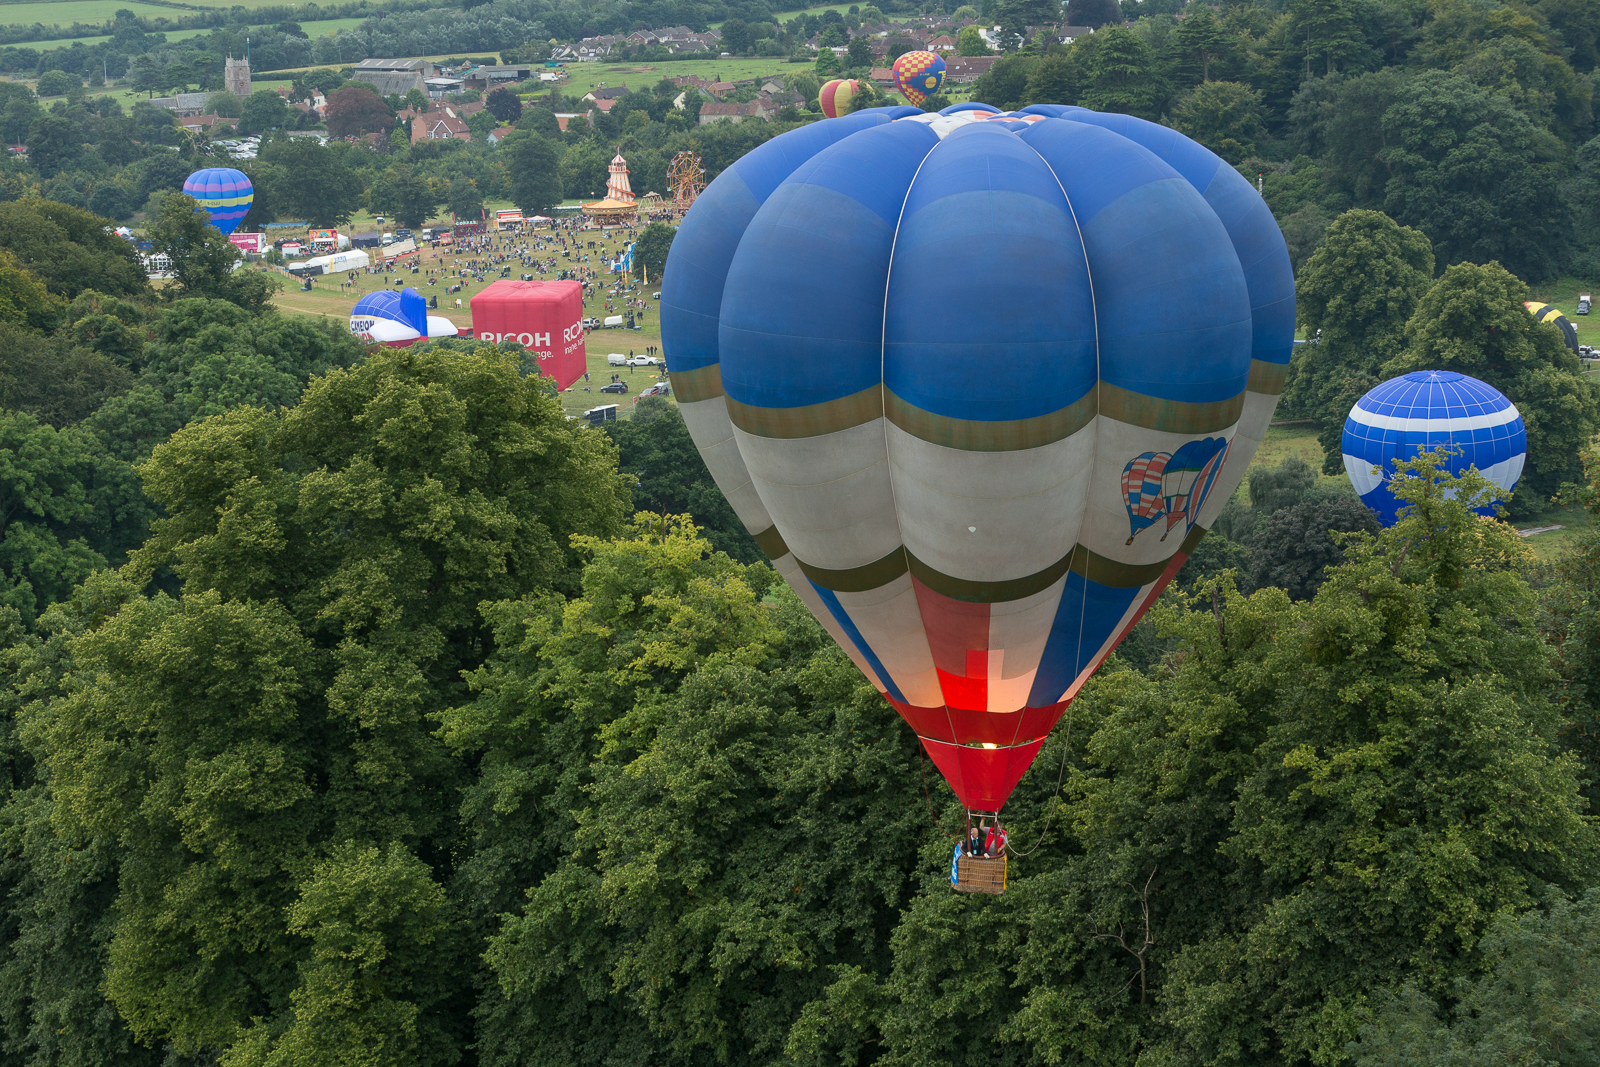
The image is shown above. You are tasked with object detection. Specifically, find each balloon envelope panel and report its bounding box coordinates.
[661,104,1294,811]
[1341,370,1526,526]
[819,79,859,118]
[182,167,254,236]
[1525,301,1579,352]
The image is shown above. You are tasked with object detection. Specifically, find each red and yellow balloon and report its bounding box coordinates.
[819,78,861,118]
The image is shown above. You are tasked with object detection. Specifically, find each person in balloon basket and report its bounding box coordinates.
[985,821,1007,858]
[965,825,985,858]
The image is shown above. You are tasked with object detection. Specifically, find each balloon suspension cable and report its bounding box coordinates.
[1004,704,1072,859]
[919,743,961,843]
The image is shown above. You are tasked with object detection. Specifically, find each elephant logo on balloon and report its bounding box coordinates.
[1121,437,1232,545]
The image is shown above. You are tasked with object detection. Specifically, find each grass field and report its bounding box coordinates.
[1528,275,1600,344]
[1,0,182,25]
[556,56,805,96]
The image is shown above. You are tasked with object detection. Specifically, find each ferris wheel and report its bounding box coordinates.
[667,152,705,213]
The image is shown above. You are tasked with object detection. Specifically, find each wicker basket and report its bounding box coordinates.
[953,853,1007,895]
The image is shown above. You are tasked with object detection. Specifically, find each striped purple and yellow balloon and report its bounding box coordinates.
[660,103,1294,813]
[182,167,254,236]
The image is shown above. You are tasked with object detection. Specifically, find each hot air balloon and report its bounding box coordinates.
[892,51,946,107]
[348,287,460,347]
[659,103,1294,823]
[819,79,861,118]
[182,167,254,236]
[1342,370,1526,526]
[1524,301,1579,352]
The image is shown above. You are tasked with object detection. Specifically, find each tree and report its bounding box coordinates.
[1351,892,1600,1065]
[631,221,675,286]
[324,85,393,139]
[1249,493,1380,599]
[973,52,1040,109]
[1065,0,1124,29]
[27,345,631,1064]
[603,398,759,562]
[1170,5,1233,83]
[0,250,62,332]
[237,89,289,134]
[846,34,874,67]
[1167,80,1263,162]
[147,193,278,313]
[1287,209,1434,467]
[0,199,149,299]
[0,412,109,622]
[502,131,564,215]
[1383,261,1599,507]
[722,17,754,53]
[257,138,363,226]
[1077,26,1163,117]
[446,177,483,220]
[35,70,78,97]
[818,22,848,48]
[1287,0,1368,75]
[1381,71,1571,283]
[24,114,81,179]
[485,86,523,123]
[958,25,992,55]
[1279,203,1331,275]
[368,164,438,229]
[467,109,498,140]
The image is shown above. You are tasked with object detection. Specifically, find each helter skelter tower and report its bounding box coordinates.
[606,150,635,202]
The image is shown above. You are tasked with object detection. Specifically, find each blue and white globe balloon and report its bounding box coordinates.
[1341,370,1526,526]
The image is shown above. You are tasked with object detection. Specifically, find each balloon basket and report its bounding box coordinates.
[952,853,1007,895]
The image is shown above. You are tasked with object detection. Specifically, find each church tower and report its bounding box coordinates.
[225,55,250,98]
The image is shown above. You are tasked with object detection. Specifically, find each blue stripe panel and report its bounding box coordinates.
[885,123,1097,424]
[660,111,900,376]
[719,120,941,410]
[1025,573,1141,708]
[1022,120,1252,406]
[1061,111,1296,371]
[809,582,907,703]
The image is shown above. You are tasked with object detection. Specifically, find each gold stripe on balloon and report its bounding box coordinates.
[668,363,725,403]
[884,386,1095,452]
[1098,382,1244,434]
[725,385,883,439]
[1247,359,1289,396]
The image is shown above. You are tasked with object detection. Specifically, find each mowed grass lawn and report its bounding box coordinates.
[557,56,808,96]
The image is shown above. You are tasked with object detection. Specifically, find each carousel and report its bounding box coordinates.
[581,151,639,223]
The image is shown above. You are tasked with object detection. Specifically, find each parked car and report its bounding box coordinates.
[625,355,657,366]
[1579,292,1592,315]
[582,317,600,330]
[607,353,628,365]
[600,382,628,394]
[603,315,625,328]
[636,382,671,399]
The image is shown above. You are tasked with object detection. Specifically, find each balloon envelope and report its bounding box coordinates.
[819,79,860,119]
[660,104,1294,812]
[1524,301,1579,352]
[349,287,456,346]
[182,167,254,236]
[892,51,946,106]
[1342,370,1526,525]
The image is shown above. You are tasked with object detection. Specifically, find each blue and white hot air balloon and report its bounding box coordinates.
[659,102,1294,814]
[1341,370,1527,526]
[182,167,254,236]
[348,287,459,347]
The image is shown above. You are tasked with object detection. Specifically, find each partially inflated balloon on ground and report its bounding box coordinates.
[348,287,459,347]
[1342,370,1526,526]
[182,167,254,236]
[659,103,1294,813]
[819,78,860,118]
[1525,301,1579,352]
[892,51,946,106]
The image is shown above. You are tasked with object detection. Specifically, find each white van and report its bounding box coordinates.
[603,315,625,328]
[607,353,627,365]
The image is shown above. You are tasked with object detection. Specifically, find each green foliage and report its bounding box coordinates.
[148,193,281,314]
[502,130,564,215]
[632,220,675,284]
[1351,891,1600,1065]
[1287,209,1435,467]
[1168,80,1264,162]
[0,199,149,300]
[1249,492,1381,599]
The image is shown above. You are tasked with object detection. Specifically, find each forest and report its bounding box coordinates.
[0,0,1599,1058]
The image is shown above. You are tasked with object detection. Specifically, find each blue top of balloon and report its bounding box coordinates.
[1341,370,1527,525]
[351,288,428,335]
[182,167,254,236]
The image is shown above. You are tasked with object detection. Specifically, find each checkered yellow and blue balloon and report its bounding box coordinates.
[892,50,946,106]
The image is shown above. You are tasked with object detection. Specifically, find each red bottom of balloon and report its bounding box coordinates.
[895,543,1194,811]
